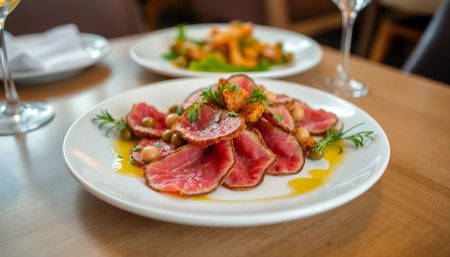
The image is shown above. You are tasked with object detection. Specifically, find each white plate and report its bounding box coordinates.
[12,33,110,85]
[63,78,390,227]
[129,24,322,78]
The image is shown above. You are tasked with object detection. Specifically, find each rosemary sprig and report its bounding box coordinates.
[312,123,374,155]
[248,87,267,109]
[92,110,128,137]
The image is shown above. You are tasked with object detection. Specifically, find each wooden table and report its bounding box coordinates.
[1,34,449,257]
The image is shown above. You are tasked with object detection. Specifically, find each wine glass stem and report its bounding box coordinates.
[0,22,20,109]
[338,10,357,83]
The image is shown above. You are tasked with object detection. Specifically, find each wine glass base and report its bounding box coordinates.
[0,102,55,135]
[322,76,369,98]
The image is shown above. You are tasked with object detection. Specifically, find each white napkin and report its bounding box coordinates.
[6,24,92,72]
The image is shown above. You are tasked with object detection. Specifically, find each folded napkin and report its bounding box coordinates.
[6,24,92,72]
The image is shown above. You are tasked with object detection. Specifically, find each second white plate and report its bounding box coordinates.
[12,33,110,85]
[129,24,322,78]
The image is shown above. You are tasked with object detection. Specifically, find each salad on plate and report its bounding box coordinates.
[163,21,294,72]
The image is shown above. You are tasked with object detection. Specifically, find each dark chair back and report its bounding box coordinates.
[6,0,145,38]
[403,0,450,84]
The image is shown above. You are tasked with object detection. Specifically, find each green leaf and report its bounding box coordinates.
[274,114,284,122]
[228,111,240,117]
[162,51,178,60]
[248,87,267,109]
[176,23,187,41]
[186,102,202,122]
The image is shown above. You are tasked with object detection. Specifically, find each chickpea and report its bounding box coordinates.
[265,90,277,104]
[165,113,180,128]
[141,117,156,128]
[291,106,305,121]
[294,127,310,142]
[141,146,160,163]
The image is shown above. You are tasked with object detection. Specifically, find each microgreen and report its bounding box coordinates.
[274,114,284,122]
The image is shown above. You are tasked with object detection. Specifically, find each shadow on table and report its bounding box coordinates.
[7,64,112,101]
[75,183,383,257]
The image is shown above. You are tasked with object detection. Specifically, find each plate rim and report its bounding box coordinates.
[63,77,390,227]
[129,23,323,78]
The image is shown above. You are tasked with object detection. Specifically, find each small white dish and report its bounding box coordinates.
[129,24,322,78]
[63,78,390,227]
[11,33,110,85]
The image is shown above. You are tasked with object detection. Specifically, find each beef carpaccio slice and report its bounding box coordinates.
[292,101,338,135]
[228,74,257,93]
[182,87,204,110]
[126,102,167,137]
[264,104,295,133]
[131,138,176,167]
[254,119,304,175]
[173,103,246,147]
[223,129,275,190]
[144,140,235,196]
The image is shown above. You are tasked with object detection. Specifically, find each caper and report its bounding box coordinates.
[295,127,310,142]
[168,105,180,114]
[165,113,180,128]
[161,129,174,142]
[328,127,339,135]
[120,128,133,140]
[171,133,186,148]
[291,106,305,121]
[308,149,323,160]
[141,117,156,128]
[141,146,160,163]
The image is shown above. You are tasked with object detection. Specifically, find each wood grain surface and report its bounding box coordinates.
[0,34,449,257]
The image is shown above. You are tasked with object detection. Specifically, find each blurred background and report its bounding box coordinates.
[6,0,445,72]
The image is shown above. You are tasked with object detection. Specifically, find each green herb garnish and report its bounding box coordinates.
[274,114,284,122]
[200,83,239,108]
[248,87,267,108]
[228,111,240,117]
[176,23,187,41]
[213,112,222,123]
[186,102,203,122]
[312,123,374,155]
[162,51,178,60]
[92,110,128,137]
[188,55,272,72]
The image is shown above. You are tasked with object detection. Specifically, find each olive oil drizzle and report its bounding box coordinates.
[112,139,344,201]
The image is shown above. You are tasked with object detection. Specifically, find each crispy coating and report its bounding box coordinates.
[298,137,315,152]
[223,87,250,113]
[241,102,264,123]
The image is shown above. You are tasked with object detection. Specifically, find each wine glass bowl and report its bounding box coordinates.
[0,0,54,135]
[322,0,372,98]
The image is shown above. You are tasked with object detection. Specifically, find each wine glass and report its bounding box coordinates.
[0,0,54,135]
[324,0,372,98]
